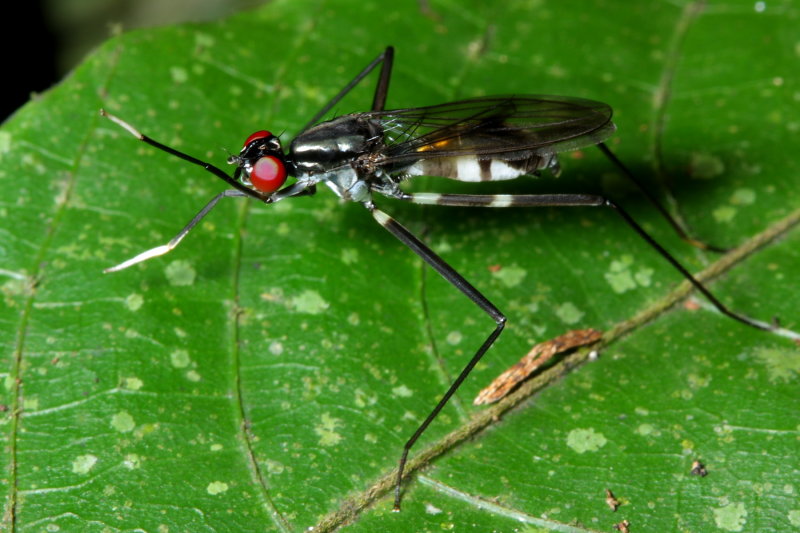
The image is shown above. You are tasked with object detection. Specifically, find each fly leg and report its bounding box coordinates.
[101,109,268,201]
[99,111,316,272]
[104,190,249,272]
[366,203,506,511]
[104,183,316,272]
[302,46,395,130]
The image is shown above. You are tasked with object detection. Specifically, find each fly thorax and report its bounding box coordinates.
[290,115,383,176]
[322,167,372,202]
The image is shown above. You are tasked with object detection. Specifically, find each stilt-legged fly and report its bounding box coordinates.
[101,46,775,511]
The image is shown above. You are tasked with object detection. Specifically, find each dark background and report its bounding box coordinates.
[1,0,266,122]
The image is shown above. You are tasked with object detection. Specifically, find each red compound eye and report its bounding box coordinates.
[250,156,287,193]
[243,130,272,147]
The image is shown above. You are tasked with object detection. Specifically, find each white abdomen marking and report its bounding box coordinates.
[404,154,547,182]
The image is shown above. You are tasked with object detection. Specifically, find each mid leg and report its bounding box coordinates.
[367,204,506,510]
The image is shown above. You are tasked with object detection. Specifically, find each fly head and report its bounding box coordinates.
[228,130,289,194]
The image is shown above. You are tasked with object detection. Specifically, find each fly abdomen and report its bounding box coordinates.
[404,152,557,182]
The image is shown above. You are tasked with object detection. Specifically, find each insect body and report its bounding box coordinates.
[230,96,613,205]
[101,46,773,511]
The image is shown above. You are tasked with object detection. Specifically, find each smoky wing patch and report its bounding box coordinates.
[371,95,614,168]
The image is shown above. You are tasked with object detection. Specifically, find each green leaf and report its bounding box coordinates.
[2,1,798,532]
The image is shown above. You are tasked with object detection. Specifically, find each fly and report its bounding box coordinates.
[100,46,775,511]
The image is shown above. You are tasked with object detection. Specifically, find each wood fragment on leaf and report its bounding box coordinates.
[473,328,602,405]
[690,459,708,477]
[605,488,620,511]
[613,519,630,533]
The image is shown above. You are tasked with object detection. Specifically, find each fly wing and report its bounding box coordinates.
[369,95,615,166]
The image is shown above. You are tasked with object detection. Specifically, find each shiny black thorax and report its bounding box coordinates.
[289,115,384,178]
